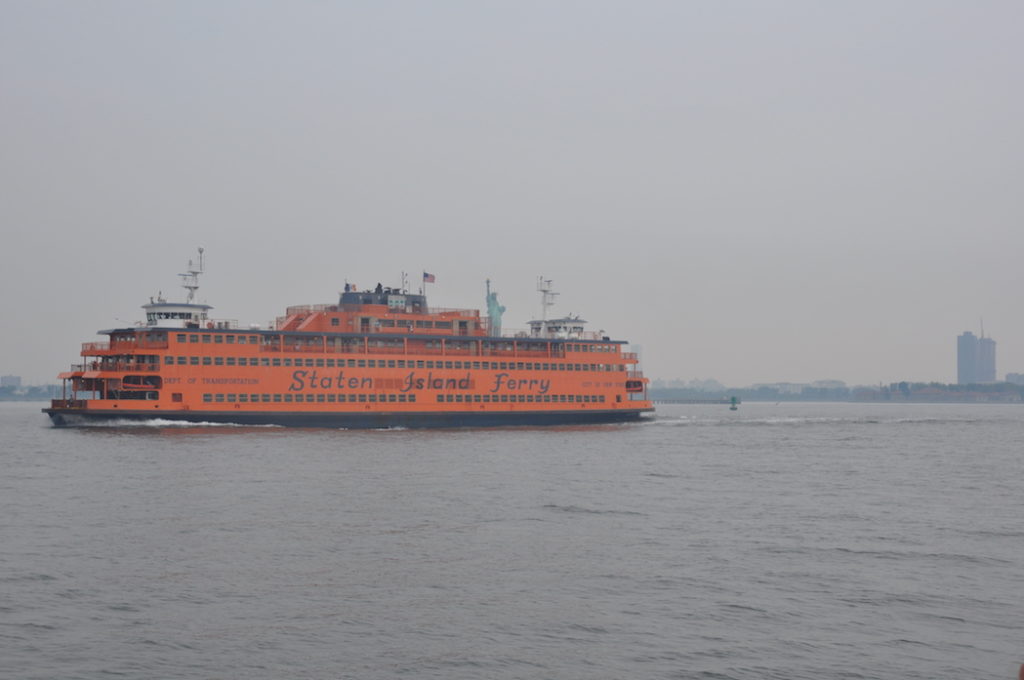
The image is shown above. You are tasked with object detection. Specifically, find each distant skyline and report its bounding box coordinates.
[2,2,1022,386]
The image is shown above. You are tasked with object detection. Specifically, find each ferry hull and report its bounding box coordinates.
[43,407,653,429]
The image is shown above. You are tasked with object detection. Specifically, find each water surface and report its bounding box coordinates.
[3,401,1022,679]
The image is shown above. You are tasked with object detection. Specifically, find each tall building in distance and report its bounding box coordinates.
[957,330,996,384]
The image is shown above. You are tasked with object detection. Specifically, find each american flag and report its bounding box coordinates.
[422,272,436,283]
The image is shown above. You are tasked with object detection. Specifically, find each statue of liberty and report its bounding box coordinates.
[485,279,506,336]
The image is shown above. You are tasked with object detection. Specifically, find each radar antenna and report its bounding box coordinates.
[179,247,205,303]
[537,276,558,322]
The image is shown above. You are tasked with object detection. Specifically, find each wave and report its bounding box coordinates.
[642,414,983,428]
[543,504,646,517]
[75,418,281,428]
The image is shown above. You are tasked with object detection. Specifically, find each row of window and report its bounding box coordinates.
[372,319,452,329]
[436,393,605,404]
[203,393,418,404]
[165,356,626,371]
[199,392,604,405]
[177,333,260,344]
[173,332,617,354]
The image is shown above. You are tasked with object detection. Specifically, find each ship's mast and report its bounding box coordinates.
[537,276,558,322]
[179,247,205,304]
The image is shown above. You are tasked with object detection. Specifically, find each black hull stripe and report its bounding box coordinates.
[43,408,653,429]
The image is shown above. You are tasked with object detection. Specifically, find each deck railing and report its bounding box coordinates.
[50,399,86,408]
[82,361,161,372]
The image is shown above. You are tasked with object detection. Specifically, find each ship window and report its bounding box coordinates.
[203,394,212,402]
[358,360,366,367]
[326,359,335,367]
[237,336,246,344]
[215,394,224,402]
[317,394,325,402]
[358,394,366,402]
[227,358,236,366]
[398,394,406,402]
[250,336,259,343]
[368,394,376,402]
[226,335,235,344]
[190,334,199,343]
[284,359,292,367]
[177,357,186,365]
[416,361,425,368]
[164,356,173,365]
[315,359,324,367]
[302,359,312,367]
[436,394,444,402]
[473,394,481,402]
[327,394,335,402]
[227,394,236,402]
[190,357,199,365]
[215,357,224,366]
[176,334,186,343]
[416,320,430,328]
[238,394,248,402]
[498,362,507,370]
[272,358,281,366]
[408,394,416,403]
[284,394,293,402]
[215,335,223,344]
[273,394,282,402]
[202,357,212,365]
[435,321,452,329]
[388,360,396,368]
[202,335,211,343]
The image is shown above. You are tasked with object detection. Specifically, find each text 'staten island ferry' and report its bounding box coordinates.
[44,250,653,428]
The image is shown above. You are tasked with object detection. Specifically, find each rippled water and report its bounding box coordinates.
[3,401,1022,679]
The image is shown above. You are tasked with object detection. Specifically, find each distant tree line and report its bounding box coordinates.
[651,382,1024,403]
[0,385,61,401]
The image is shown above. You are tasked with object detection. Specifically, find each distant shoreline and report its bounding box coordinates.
[651,383,1024,405]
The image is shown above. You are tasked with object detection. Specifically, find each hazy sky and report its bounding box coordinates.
[2,1,1021,386]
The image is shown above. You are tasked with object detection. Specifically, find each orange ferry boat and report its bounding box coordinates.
[44,250,653,428]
